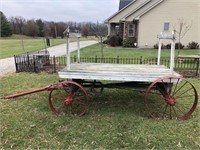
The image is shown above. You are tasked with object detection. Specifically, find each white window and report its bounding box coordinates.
[163,22,170,31]
[128,24,135,37]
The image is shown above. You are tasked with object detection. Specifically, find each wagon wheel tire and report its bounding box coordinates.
[144,76,198,120]
[48,81,88,116]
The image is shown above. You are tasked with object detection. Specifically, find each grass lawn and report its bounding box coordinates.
[71,44,200,59]
[0,35,97,59]
[0,73,199,149]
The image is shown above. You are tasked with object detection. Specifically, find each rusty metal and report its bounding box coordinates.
[144,76,198,120]
[48,81,88,116]
[1,80,68,99]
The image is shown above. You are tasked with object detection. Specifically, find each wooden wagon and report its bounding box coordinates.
[3,30,198,120]
[56,30,198,120]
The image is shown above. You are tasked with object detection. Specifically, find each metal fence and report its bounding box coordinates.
[14,55,199,76]
[52,56,199,76]
[14,50,50,73]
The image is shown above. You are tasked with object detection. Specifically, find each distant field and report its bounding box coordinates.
[0,35,97,59]
[0,34,199,59]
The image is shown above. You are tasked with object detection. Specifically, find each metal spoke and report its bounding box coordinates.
[173,78,180,95]
[174,105,185,114]
[161,80,170,97]
[173,81,188,96]
[172,106,178,118]
[156,85,168,97]
[175,94,194,99]
[169,106,172,119]
[174,87,193,99]
[163,104,168,115]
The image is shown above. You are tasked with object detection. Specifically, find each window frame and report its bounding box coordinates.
[163,22,170,31]
[128,24,135,37]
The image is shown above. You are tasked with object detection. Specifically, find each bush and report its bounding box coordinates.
[102,39,108,44]
[175,42,184,49]
[187,41,199,49]
[153,43,164,49]
[165,43,171,49]
[108,35,122,47]
[123,38,137,48]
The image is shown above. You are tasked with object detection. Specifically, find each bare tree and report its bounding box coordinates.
[173,18,192,49]
[25,19,39,37]
[91,21,108,57]
[81,24,90,37]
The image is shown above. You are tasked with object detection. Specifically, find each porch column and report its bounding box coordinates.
[107,23,111,36]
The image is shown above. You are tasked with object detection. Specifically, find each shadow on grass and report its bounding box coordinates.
[86,88,147,118]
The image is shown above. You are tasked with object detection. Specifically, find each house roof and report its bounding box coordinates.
[105,0,164,23]
[119,0,133,10]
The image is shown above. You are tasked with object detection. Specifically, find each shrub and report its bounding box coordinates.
[153,43,164,49]
[187,41,199,49]
[165,43,171,49]
[108,35,122,47]
[102,39,108,44]
[123,37,137,48]
[175,42,184,49]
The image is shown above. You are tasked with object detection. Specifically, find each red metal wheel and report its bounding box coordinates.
[48,81,88,116]
[144,76,198,120]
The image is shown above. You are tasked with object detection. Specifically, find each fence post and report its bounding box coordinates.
[33,56,36,72]
[14,55,18,72]
[117,56,119,64]
[53,56,56,73]
[140,56,142,64]
[95,56,97,63]
[196,58,200,76]
[27,52,30,67]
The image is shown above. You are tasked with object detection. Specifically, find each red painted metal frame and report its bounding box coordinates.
[2,80,68,99]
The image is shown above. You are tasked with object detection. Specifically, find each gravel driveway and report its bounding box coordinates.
[0,40,97,76]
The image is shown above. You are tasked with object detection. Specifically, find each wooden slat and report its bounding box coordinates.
[58,63,181,82]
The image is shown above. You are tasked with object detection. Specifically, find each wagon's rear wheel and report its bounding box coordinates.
[144,76,198,120]
[48,81,88,116]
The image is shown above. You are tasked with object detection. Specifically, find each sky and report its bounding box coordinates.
[1,0,119,23]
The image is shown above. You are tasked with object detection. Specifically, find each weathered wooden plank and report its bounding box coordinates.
[58,63,181,82]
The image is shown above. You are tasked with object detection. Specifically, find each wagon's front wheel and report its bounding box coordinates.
[48,81,88,116]
[144,76,198,120]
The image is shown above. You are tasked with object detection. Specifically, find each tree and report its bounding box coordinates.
[173,18,192,49]
[9,16,26,35]
[36,19,44,37]
[81,23,90,37]
[25,19,39,37]
[91,21,108,57]
[0,11,12,37]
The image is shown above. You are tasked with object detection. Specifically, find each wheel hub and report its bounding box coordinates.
[167,96,176,106]
[64,93,74,104]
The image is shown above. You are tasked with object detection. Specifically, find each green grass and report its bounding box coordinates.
[0,73,199,149]
[0,35,97,59]
[71,44,199,59]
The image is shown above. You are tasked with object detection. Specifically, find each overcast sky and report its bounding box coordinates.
[1,0,119,23]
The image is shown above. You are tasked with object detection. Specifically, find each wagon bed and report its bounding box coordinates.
[58,63,181,82]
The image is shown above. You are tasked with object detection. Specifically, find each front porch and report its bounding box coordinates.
[107,21,139,45]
